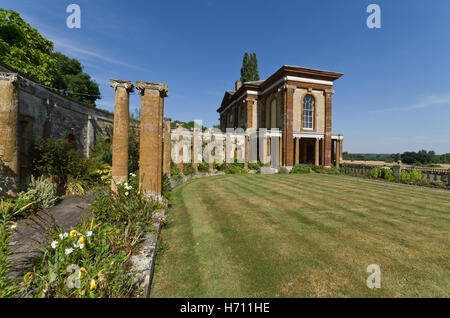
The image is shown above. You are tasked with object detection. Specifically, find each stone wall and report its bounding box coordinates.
[0,62,114,196]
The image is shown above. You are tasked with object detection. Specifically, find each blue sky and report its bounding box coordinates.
[1,0,449,154]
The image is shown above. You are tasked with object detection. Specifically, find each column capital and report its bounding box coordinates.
[136,81,169,97]
[324,88,335,95]
[164,117,172,122]
[278,84,296,92]
[109,79,134,92]
[0,72,18,83]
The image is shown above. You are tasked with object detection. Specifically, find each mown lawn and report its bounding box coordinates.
[151,174,450,297]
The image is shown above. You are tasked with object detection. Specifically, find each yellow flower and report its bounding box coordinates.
[69,230,78,238]
[78,236,85,245]
[78,290,85,296]
[10,222,18,230]
[79,267,87,278]
[90,279,97,290]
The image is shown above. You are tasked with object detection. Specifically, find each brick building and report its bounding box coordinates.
[217,65,344,168]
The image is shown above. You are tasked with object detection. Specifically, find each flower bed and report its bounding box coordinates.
[14,173,163,298]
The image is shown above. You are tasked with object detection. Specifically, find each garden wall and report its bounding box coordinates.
[0,61,114,196]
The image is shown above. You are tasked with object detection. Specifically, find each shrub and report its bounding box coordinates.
[370,168,380,179]
[19,175,58,210]
[409,170,422,183]
[248,161,262,172]
[399,170,409,182]
[214,162,226,172]
[182,163,195,176]
[290,164,311,174]
[162,174,171,201]
[197,161,210,173]
[32,137,82,185]
[226,164,248,175]
[170,164,182,181]
[380,167,394,180]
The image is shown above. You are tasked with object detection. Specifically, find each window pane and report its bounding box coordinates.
[302,95,314,129]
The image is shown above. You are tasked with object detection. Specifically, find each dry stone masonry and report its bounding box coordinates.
[0,62,114,197]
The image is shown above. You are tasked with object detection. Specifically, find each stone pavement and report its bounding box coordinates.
[8,194,93,279]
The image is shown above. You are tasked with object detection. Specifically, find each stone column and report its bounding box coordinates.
[336,139,341,168]
[0,73,19,196]
[295,138,300,164]
[209,133,215,170]
[225,131,232,165]
[176,124,184,171]
[315,138,320,167]
[163,117,172,177]
[244,135,249,169]
[192,125,201,172]
[279,135,283,166]
[136,81,168,201]
[246,98,256,129]
[109,79,134,191]
[323,89,334,168]
[340,138,344,161]
[282,85,295,167]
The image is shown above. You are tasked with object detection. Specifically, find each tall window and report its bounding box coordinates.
[302,94,315,129]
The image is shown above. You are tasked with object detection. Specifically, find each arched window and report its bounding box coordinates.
[302,94,315,129]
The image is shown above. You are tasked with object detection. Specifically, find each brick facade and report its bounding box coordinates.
[217,65,343,168]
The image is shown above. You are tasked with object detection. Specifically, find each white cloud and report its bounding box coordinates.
[371,94,450,113]
[51,38,141,70]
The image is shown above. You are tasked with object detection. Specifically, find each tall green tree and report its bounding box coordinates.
[52,52,100,107]
[240,52,260,83]
[0,9,100,107]
[0,9,57,86]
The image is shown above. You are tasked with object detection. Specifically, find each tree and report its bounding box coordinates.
[52,52,100,107]
[0,9,57,85]
[240,52,260,83]
[0,10,100,107]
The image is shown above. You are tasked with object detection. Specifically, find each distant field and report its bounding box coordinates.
[151,174,450,297]
[342,160,450,169]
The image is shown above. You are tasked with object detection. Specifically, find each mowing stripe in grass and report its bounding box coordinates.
[152,174,450,297]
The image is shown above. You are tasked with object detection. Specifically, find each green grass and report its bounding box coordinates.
[151,174,450,297]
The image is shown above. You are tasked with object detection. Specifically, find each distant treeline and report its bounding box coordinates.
[170,120,220,131]
[343,150,450,165]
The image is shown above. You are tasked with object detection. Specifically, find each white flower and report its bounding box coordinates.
[51,241,58,249]
[73,242,79,248]
[125,192,129,196]
[79,244,85,249]
[59,232,68,239]
[10,223,18,230]
[130,173,136,177]
[65,248,74,255]
[86,231,93,237]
